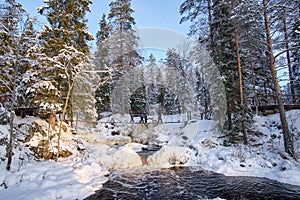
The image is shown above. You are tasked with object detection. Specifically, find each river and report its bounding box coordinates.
[85,166,300,200]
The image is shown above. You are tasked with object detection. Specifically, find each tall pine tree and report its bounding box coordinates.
[94,14,111,116]
[108,0,142,115]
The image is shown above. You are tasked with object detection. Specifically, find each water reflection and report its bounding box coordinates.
[85,167,300,200]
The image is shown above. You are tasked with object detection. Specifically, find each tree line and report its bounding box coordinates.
[180,0,299,158]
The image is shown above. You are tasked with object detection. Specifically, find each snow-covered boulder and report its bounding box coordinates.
[111,146,143,169]
[98,145,143,170]
[88,144,111,158]
[99,146,143,169]
[147,146,194,168]
[106,135,132,145]
[98,153,116,169]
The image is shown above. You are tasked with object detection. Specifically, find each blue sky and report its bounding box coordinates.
[16,0,190,37]
[16,0,191,59]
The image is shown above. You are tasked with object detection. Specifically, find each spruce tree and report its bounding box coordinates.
[211,0,242,135]
[39,0,93,56]
[38,0,94,121]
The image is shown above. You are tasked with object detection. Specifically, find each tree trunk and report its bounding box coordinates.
[283,12,295,104]
[208,0,215,55]
[227,110,232,131]
[6,63,17,171]
[120,19,125,116]
[6,102,15,170]
[263,0,295,157]
[249,50,258,115]
[201,66,210,119]
[232,0,247,145]
[56,81,74,161]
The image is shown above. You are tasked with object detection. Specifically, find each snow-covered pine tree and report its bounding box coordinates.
[164,49,179,114]
[94,14,111,117]
[195,67,210,119]
[38,0,93,55]
[164,48,194,115]
[0,0,39,170]
[230,0,248,145]
[233,0,271,112]
[156,59,164,86]
[146,54,157,87]
[145,54,159,114]
[38,0,94,121]
[15,20,40,111]
[291,18,300,94]
[25,40,62,120]
[290,3,300,95]
[165,48,178,90]
[262,0,295,157]
[210,0,245,137]
[108,0,143,115]
[72,54,98,124]
[129,66,146,115]
[271,0,300,103]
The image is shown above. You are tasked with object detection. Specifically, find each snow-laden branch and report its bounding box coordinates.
[274,45,300,60]
[0,78,13,94]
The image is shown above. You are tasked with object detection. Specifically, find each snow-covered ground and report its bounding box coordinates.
[0,110,300,199]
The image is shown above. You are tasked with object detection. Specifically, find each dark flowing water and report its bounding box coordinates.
[85,167,300,200]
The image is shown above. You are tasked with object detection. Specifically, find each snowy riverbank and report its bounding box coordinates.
[0,110,300,199]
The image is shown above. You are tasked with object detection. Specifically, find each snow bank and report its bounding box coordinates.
[0,160,109,200]
[194,111,300,186]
